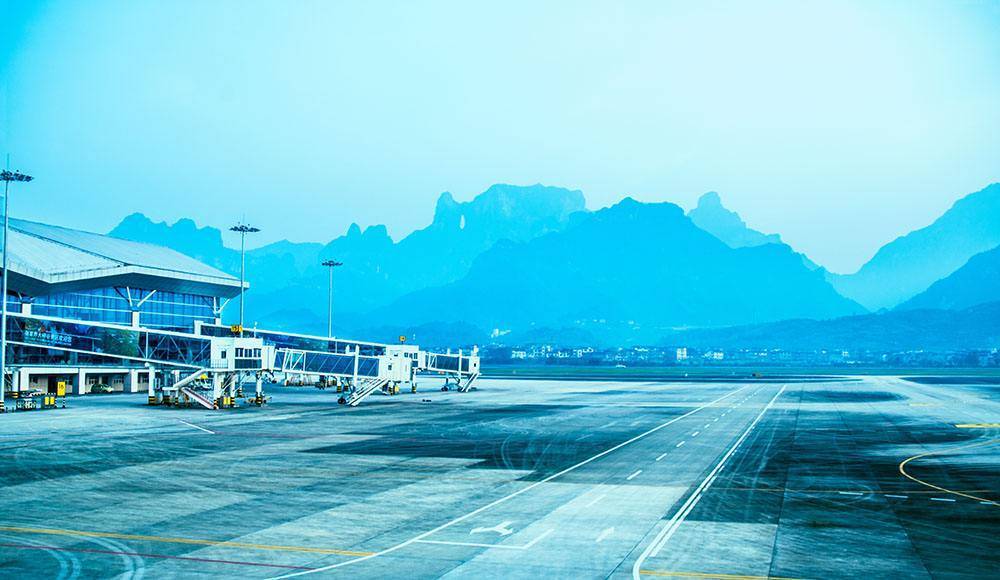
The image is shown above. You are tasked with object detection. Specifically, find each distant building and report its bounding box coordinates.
[676,347,688,361]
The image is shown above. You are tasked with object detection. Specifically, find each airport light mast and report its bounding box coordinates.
[229,222,260,335]
[321,259,343,337]
[0,166,34,409]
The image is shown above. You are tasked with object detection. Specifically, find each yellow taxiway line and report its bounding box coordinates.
[0,525,374,557]
[954,423,1000,429]
[898,438,1000,507]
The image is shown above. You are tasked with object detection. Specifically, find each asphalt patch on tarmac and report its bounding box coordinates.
[904,376,1000,385]
[302,403,659,478]
[797,389,903,403]
[681,394,998,579]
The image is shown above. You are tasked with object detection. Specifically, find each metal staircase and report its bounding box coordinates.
[346,377,390,407]
[180,386,216,409]
[457,372,480,392]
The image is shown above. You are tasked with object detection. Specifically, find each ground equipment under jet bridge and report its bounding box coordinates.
[157,337,276,408]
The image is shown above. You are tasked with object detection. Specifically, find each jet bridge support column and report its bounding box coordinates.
[147,367,156,404]
[251,375,265,406]
[212,373,223,405]
[352,347,359,389]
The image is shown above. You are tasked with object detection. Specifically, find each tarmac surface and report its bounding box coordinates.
[0,375,997,579]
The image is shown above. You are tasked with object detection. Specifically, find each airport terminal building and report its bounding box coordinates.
[1,218,478,406]
[3,218,243,395]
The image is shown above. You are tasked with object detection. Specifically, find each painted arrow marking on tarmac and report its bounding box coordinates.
[471,521,514,536]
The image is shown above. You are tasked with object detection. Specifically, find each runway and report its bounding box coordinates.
[1,375,997,578]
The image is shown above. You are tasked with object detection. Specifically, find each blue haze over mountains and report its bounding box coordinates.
[109,183,1000,350]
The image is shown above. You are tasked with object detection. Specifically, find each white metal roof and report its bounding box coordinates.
[3,218,243,297]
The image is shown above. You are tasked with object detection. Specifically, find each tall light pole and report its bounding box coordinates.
[229,223,259,335]
[321,259,343,337]
[0,167,34,408]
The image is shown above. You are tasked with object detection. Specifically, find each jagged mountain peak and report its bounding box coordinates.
[688,191,782,249]
[696,190,724,207]
[431,183,586,230]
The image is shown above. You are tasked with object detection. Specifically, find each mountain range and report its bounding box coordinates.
[108,181,1000,350]
[112,183,585,333]
[660,301,1000,352]
[827,183,1000,310]
[374,198,861,341]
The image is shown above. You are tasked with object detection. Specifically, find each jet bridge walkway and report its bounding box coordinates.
[4,313,481,410]
[6,312,274,409]
[196,322,482,401]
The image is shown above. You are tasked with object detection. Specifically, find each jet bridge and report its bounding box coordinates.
[424,349,481,392]
[3,312,480,411]
[5,312,275,409]
[195,322,481,404]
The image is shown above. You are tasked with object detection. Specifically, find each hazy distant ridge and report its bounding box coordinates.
[660,301,1000,351]
[897,244,1000,311]
[829,183,1000,310]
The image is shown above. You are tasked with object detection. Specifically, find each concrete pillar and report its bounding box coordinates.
[75,369,87,395]
[20,302,31,315]
[15,369,30,393]
[352,347,359,385]
[212,373,222,401]
[126,369,141,393]
[147,369,155,398]
[131,311,140,328]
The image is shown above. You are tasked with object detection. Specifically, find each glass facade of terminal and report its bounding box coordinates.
[8,287,216,331]
[7,313,213,368]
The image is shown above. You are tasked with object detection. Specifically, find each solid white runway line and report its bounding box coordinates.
[675,441,685,448]
[270,385,751,579]
[626,470,643,481]
[656,453,669,461]
[631,385,787,580]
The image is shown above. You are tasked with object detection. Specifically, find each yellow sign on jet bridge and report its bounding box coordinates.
[231,324,243,335]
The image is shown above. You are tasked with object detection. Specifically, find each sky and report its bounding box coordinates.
[1,0,998,274]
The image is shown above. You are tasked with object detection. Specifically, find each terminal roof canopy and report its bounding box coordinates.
[1,218,245,298]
